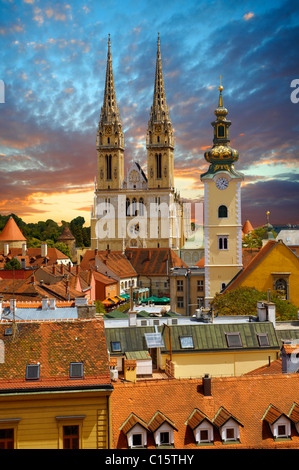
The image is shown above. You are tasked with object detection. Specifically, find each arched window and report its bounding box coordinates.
[156,153,162,179]
[106,154,112,180]
[132,198,137,216]
[218,205,228,218]
[139,198,144,216]
[126,198,130,217]
[217,124,225,138]
[275,278,287,299]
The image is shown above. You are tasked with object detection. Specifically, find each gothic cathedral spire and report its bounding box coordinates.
[147,33,174,190]
[96,34,124,190]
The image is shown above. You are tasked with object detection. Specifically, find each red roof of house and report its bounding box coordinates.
[125,248,187,276]
[0,217,27,242]
[242,220,254,235]
[111,374,299,449]
[80,250,136,279]
[0,319,112,392]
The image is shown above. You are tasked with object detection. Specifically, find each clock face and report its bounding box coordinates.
[216,177,229,190]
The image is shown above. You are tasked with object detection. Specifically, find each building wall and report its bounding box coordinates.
[160,350,278,378]
[235,242,299,307]
[0,391,111,449]
[170,273,205,316]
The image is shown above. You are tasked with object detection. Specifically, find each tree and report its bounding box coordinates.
[4,258,22,270]
[210,286,298,321]
[242,226,277,248]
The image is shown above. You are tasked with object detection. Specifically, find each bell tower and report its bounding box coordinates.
[146,33,174,190]
[201,81,244,307]
[96,34,124,191]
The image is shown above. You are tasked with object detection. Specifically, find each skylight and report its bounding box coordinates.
[257,333,270,347]
[111,341,121,352]
[225,332,243,348]
[26,364,40,380]
[179,336,194,349]
[70,362,84,379]
[144,333,164,349]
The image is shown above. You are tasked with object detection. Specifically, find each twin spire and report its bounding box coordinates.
[99,33,170,131]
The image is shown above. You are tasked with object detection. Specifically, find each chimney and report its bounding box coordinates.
[52,265,56,275]
[203,374,212,396]
[148,250,152,260]
[42,298,48,310]
[60,264,64,274]
[257,300,276,328]
[49,298,56,310]
[22,243,27,256]
[41,243,47,258]
[4,244,9,256]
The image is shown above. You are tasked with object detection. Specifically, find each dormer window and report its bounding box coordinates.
[263,404,292,440]
[148,412,177,448]
[213,407,243,444]
[257,333,270,347]
[120,413,148,449]
[186,409,214,445]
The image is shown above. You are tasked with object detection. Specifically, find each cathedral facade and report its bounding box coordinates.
[90,35,190,252]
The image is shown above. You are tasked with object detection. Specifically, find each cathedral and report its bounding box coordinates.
[90,35,190,252]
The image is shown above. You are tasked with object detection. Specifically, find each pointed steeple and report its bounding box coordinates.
[148,33,172,130]
[100,34,122,127]
[96,35,124,191]
[146,34,174,189]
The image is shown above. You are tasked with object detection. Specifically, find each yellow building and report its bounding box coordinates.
[90,35,189,252]
[200,84,244,307]
[169,266,205,316]
[224,239,299,307]
[0,319,113,449]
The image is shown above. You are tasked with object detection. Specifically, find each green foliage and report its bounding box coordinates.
[54,242,72,259]
[95,300,106,314]
[4,258,22,270]
[0,213,90,248]
[211,287,298,321]
[242,226,277,248]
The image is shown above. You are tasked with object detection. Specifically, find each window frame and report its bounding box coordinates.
[218,235,228,250]
[257,333,270,347]
[177,279,184,291]
[225,332,243,348]
[177,296,184,309]
[218,205,228,218]
[179,336,194,349]
[111,341,122,352]
[69,362,84,379]
[25,364,40,381]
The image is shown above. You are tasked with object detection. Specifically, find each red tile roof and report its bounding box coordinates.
[111,374,299,449]
[80,250,136,279]
[0,319,111,392]
[0,217,26,242]
[242,220,254,235]
[0,247,70,269]
[125,248,187,276]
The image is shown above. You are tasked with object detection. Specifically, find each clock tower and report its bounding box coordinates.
[201,83,244,307]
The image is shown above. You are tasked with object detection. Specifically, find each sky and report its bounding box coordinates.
[0,0,298,228]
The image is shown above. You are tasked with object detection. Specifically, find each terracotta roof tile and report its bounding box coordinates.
[0,319,111,391]
[111,374,299,449]
[242,220,254,235]
[80,250,136,279]
[125,248,187,276]
[0,217,27,242]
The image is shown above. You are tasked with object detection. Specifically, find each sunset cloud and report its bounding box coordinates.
[0,0,298,226]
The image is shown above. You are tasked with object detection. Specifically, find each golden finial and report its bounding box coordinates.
[219,75,223,92]
[266,210,270,224]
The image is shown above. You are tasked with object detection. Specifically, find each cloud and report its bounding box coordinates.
[243,12,254,20]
